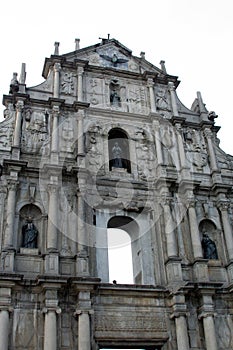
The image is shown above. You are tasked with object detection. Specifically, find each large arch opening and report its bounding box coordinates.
[107,216,141,284]
[108,128,131,173]
[107,228,134,284]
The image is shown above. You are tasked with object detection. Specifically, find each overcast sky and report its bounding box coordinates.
[0,0,232,155]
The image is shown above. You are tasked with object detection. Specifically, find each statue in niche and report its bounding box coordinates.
[111,142,123,168]
[201,233,218,259]
[22,216,38,248]
[110,79,121,107]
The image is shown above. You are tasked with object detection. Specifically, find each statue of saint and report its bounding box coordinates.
[201,233,218,259]
[112,142,123,168]
[22,216,38,248]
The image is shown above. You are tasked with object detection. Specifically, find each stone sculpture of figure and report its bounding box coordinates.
[110,90,121,106]
[22,216,38,248]
[112,142,123,168]
[201,233,218,259]
[9,72,19,94]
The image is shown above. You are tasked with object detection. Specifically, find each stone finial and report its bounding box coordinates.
[140,51,145,59]
[54,42,60,55]
[19,63,26,84]
[75,38,80,50]
[160,60,167,73]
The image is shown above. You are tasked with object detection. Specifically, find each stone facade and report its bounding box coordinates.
[0,37,233,349]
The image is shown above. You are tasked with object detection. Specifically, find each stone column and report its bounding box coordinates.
[76,177,89,276]
[218,201,233,260]
[128,138,137,176]
[147,78,157,113]
[0,309,10,350]
[152,120,163,165]
[47,184,58,251]
[162,197,177,257]
[44,310,57,350]
[51,105,60,154]
[4,180,18,249]
[175,314,190,350]
[203,128,218,172]
[53,62,61,98]
[13,100,24,147]
[175,123,187,170]
[77,311,91,350]
[43,286,61,350]
[75,290,92,350]
[168,82,179,117]
[202,314,218,350]
[77,110,84,155]
[187,198,203,259]
[77,66,84,101]
[171,294,189,350]
[102,133,110,173]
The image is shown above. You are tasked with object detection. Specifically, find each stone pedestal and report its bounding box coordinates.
[45,253,59,274]
[193,260,209,282]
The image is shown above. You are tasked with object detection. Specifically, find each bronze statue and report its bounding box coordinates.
[22,216,38,248]
[201,233,218,259]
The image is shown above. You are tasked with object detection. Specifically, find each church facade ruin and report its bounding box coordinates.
[0,37,233,349]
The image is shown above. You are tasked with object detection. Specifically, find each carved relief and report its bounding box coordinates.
[86,124,103,173]
[128,85,147,114]
[22,110,49,154]
[95,309,167,334]
[60,117,75,153]
[61,72,75,95]
[86,77,104,106]
[0,103,15,149]
[185,128,208,169]
[135,128,156,180]
[215,315,233,349]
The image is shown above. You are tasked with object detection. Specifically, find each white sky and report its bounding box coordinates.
[0,0,232,155]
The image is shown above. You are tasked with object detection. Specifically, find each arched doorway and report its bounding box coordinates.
[108,128,131,173]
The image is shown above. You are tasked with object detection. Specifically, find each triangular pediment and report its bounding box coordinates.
[61,38,165,75]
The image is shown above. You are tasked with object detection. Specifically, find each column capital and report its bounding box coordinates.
[203,127,213,139]
[47,183,59,194]
[74,309,94,317]
[7,179,19,191]
[42,307,61,314]
[54,62,61,72]
[15,99,24,111]
[147,77,154,87]
[198,311,216,320]
[77,66,84,75]
[170,311,187,319]
[217,200,230,211]
[168,81,175,91]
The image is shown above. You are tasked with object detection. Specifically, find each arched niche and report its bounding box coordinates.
[199,219,220,260]
[108,128,131,173]
[19,204,42,251]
